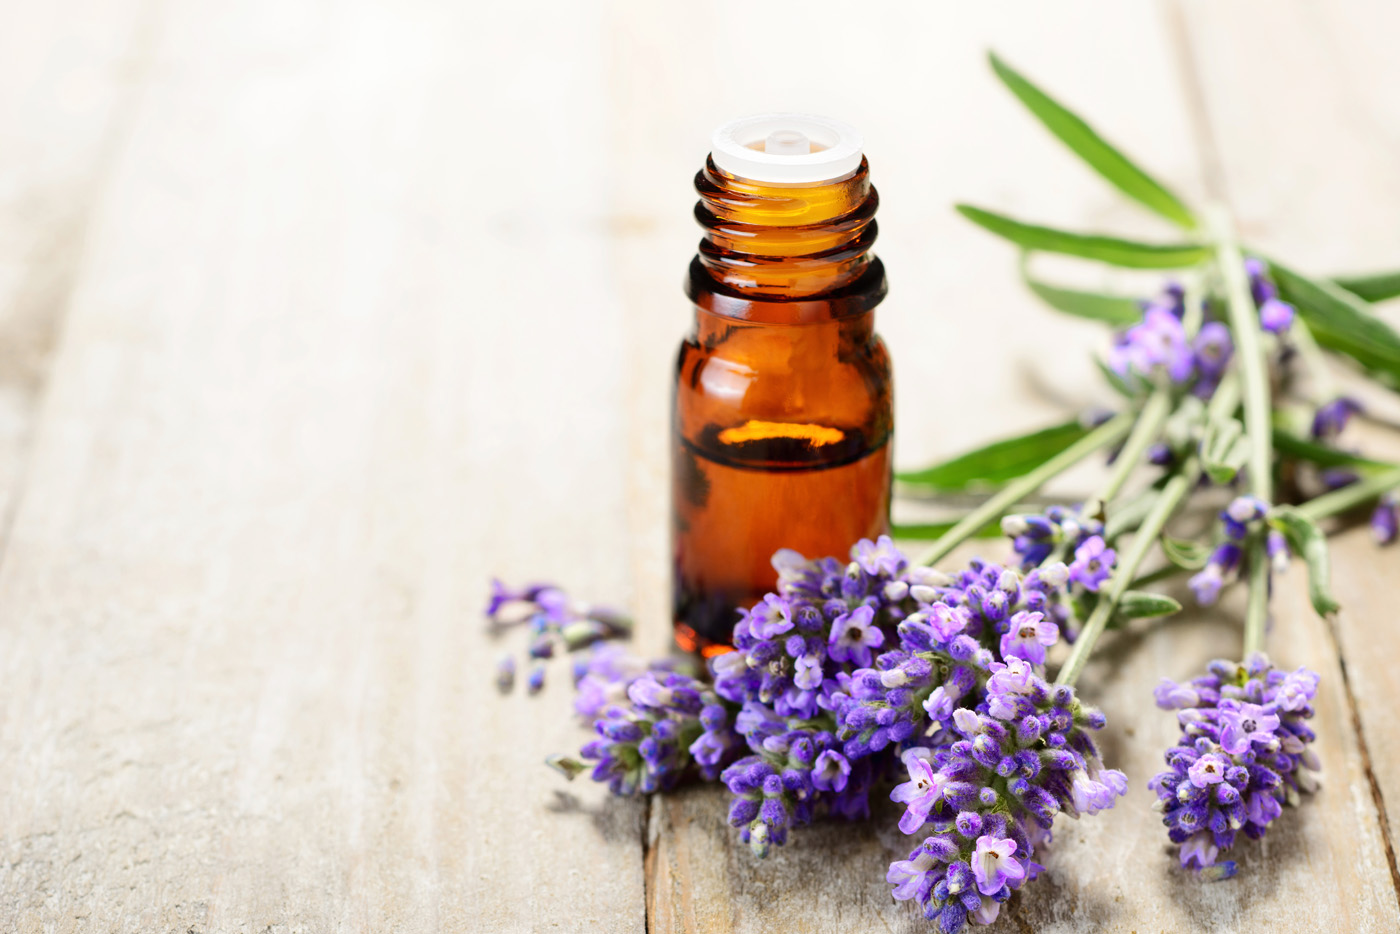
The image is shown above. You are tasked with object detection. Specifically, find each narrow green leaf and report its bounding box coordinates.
[1094,356,1136,399]
[896,418,1090,492]
[1116,590,1183,619]
[1270,260,1400,388]
[958,205,1211,269]
[1161,536,1209,570]
[989,52,1197,230]
[1020,253,1142,326]
[1200,416,1247,485]
[1333,269,1400,304]
[1272,429,1394,471]
[1269,506,1342,616]
[891,521,1002,541]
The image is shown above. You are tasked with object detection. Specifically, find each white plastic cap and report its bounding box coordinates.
[710,113,863,185]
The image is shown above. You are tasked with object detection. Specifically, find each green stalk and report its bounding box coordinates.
[1290,317,1339,404]
[1103,485,1157,541]
[917,412,1134,567]
[1211,211,1273,504]
[1298,466,1400,521]
[1242,539,1269,655]
[1211,206,1274,656]
[1056,459,1198,687]
[1096,388,1173,504]
[1056,358,1242,685]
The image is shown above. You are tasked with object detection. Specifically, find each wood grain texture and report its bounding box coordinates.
[1177,0,1400,899]
[0,0,1398,930]
[0,0,156,551]
[0,0,647,930]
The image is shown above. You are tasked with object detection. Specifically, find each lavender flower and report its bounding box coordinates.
[1068,536,1115,593]
[487,579,632,693]
[1109,306,1193,385]
[1372,494,1398,545]
[882,666,1124,930]
[999,612,1059,667]
[1245,258,1294,334]
[1150,653,1321,876]
[1188,498,1273,607]
[705,536,933,853]
[1001,506,1102,571]
[1189,543,1241,606]
[1192,322,1233,386]
[1310,397,1362,442]
[578,668,741,795]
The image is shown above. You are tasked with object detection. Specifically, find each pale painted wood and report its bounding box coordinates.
[1,0,1398,931]
[0,0,648,930]
[1179,0,1400,895]
[626,0,1400,930]
[0,0,154,549]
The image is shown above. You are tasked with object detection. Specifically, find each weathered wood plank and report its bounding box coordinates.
[0,0,647,930]
[0,0,155,551]
[626,1,1400,930]
[1177,0,1400,897]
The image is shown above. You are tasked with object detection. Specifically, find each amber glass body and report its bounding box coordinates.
[672,156,892,653]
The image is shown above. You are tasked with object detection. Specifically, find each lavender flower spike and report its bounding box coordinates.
[1150,653,1322,876]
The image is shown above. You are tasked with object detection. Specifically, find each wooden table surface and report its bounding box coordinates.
[2,1,1400,931]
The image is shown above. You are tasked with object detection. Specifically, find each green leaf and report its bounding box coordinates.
[545,755,587,780]
[1161,536,1210,570]
[891,520,1003,541]
[1269,506,1342,616]
[1333,269,1400,304]
[1272,428,1395,471]
[1200,416,1248,485]
[988,52,1197,230]
[1094,357,1136,399]
[1020,253,1142,325]
[1270,260,1400,388]
[957,205,1211,269]
[1116,590,1183,619]
[896,418,1090,492]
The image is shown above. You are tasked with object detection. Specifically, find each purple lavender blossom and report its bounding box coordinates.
[1002,505,1103,572]
[829,604,885,667]
[1222,496,1269,541]
[488,579,632,693]
[999,611,1059,666]
[1258,298,1295,334]
[1371,494,1398,545]
[972,835,1026,895]
[880,660,1122,928]
[891,754,953,834]
[1310,397,1363,442]
[1192,322,1233,385]
[1069,536,1115,593]
[1189,543,1242,606]
[1245,258,1274,304]
[578,667,741,795]
[1109,307,1194,385]
[1150,653,1321,876]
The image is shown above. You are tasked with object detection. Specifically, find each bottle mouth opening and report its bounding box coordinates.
[711,113,863,186]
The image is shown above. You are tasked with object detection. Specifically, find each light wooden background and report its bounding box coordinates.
[1,1,1398,931]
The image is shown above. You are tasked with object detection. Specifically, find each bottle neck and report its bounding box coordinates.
[688,156,884,320]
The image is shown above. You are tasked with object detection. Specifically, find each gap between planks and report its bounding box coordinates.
[1163,0,1400,907]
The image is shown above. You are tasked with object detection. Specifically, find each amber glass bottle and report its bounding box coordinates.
[672,114,893,653]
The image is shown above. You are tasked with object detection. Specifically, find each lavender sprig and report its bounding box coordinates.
[1151,653,1320,878]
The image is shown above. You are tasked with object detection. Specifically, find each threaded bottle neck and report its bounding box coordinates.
[692,156,880,303]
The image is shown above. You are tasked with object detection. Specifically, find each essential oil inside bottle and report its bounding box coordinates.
[672,114,893,653]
